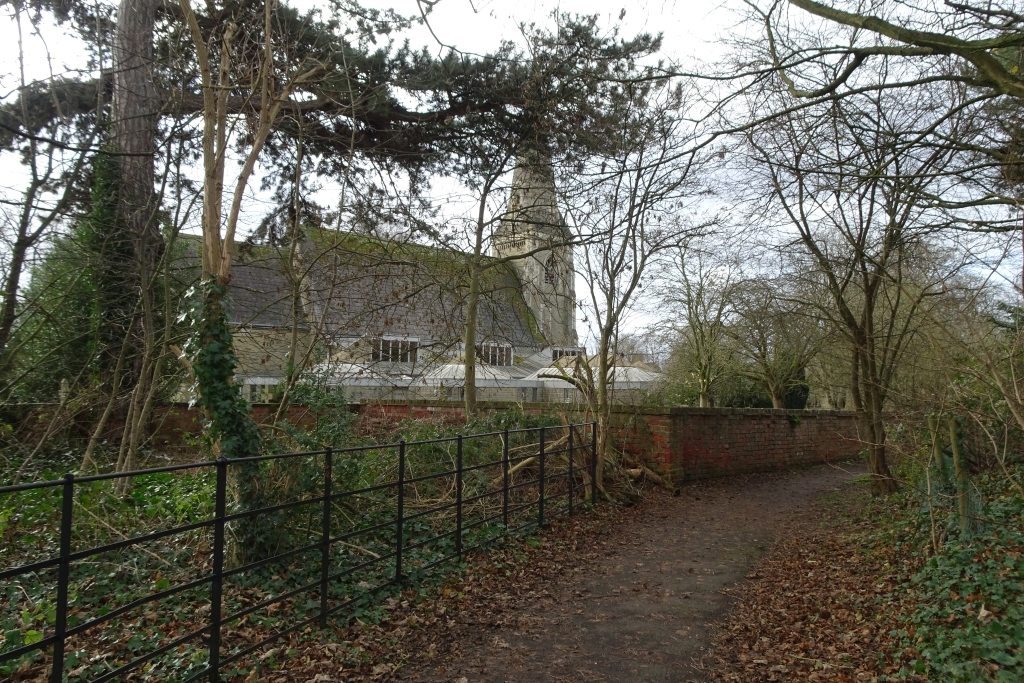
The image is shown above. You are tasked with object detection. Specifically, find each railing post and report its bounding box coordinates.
[568,426,574,517]
[502,428,509,531]
[50,473,74,683]
[590,421,598,506]
[395,441,405,581]
[319,447,333,628]
[455,435,463,561]
[209,458,228,683]
[538,426,546,527]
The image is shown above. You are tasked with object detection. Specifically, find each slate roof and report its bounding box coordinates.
[229,249,304,328]
[297,230,541,349]
[179,231,543,349]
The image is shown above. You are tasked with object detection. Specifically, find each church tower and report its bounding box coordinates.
[492,155,578,350]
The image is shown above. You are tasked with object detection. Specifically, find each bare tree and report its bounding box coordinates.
[742,80,963,494]
[729,275,824,408]
[0,4,102,371]
[660,240,736,408]
[781,0,1024,100]
[564,81,716,492]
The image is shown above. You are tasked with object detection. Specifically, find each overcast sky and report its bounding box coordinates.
[359,0,737,59]
[0,0,747,348]
[0,0,740,97]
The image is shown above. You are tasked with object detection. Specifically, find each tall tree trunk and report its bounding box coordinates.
[595,329,613,494]
[112,0,160,432]
[851,338,897,495]
[0,237,30,366]
[273,140,307,425]
[463,170,500,418]
[112,0,159,255]
[864,370,897,495]
[463,258,481,417]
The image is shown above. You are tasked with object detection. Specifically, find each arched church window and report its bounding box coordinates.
[544,254,557,284]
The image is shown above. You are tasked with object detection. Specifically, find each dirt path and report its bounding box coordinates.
[397,462,865,683]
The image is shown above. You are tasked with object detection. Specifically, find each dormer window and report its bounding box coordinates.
[371,337,418,363]
[552,347,582,361]
[479,342,513,366]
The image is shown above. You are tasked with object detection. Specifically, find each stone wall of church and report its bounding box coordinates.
[232,327,312,378]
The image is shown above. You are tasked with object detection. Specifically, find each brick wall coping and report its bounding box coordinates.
[624,406,856,418]
[159,400,855,419]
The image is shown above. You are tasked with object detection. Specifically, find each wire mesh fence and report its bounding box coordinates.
[0,422,597,682]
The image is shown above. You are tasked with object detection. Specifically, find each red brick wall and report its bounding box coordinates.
[626,407,862,482]
[151,402,861,483]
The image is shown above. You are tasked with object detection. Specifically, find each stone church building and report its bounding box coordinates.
[220,157,659,404]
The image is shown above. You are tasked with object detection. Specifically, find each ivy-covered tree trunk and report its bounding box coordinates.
[84,152,137,375]
[176,0,289,564]
[186,281,278,563]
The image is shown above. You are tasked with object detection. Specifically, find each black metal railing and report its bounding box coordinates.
[0,422,598,682]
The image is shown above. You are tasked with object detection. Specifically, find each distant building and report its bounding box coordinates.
[201,156,659,404]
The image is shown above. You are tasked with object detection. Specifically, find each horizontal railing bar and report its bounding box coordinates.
[324,550,397,583]
[460,459,503,474]
[181,666,214,683]
[319,594,357,619]
[402,500,458,523]
[415,551,460,574]
[461,488,501,507]
[0,555,60,581]
[0,462,212,493]
[452,429,504,440]
[461,529,512,556]
[462,511,505,533]
[66,574,212,638]
[0,632,57,663]
[506,518,540,536]
[402,528,456,553]
[402,435,461,447]
[73,459,212,482]
[331,480,398,499]
[402,455,505,486]
[402,468,457,486]
[507,452,538,464]
[90,623,207,683]
[63,518,215,565]
[223,448,328,465]
[220,577,321,625]
[331,519,396,544]
[219,610,320,667]
[504,425,568,436]
[220,494,325,525]
[508,477,542,492]
[505,500,538,517]
[221,539,323,580]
